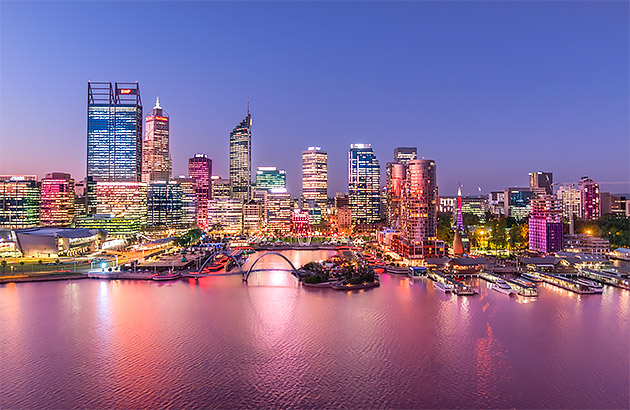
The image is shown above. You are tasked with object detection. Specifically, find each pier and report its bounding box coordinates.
[532,271,596,294]
[429,271,477,296]
[579,269,630,290]
[479,271,538,297]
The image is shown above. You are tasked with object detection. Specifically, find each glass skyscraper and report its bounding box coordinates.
[87,82,143,182]
[256,167,286,191]
[230,111,252,201]
[348,144,381,226]
[302,147,328,210]
[142,97,171,183]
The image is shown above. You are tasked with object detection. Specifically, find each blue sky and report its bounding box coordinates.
[1,1,628,195]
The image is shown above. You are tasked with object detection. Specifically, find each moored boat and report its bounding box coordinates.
[433,281,452,293]
[491,280,517,295]
[152,271,181,281]
[521,272,543,282]
[575,278,604,293]
[331,281,380,290]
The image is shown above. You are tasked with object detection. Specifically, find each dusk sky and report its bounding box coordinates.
[1,1,628,196]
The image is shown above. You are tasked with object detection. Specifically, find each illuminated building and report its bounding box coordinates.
[455,184,464,233]
[208,197,243,234]
[334,192,351,231]
[40,173,75,227]
[230,110,252,200]
[503,188,535,220]
[579,177,600,220]
[12,227,105,257]
[348,144,381,227]
[255,167,286,191]
[385,162,405,227]
[142,97,171,183]
[393,147,417,165]
[529,171,553,195]
[95,182,147,226]
[438,196,456,213]
[0,176,40,229]
[488,191,505,216]
[392,159,443,259]
[529,194,563,253]
[600,193,627,216]
[265,189,292,235]
[460,197,489,221]
[189,154,212,228]
[302,147,328,210]
[147,181,183,228]
[243,200,263,234]
[564,234,609,256]
[87,82,143,182]
[556,184,581,220]
[173,177,198,227]
[292,210,311,236]
[74,177,96,218]
[211,176,231,198]
[75,214,141,236]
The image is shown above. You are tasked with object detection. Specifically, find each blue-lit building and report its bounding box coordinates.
[229,111,252,200]
[255,167,286,191]
[87,82,143,183]
[348,144,381,226]
[504,187,536,220]
[147,181,184,228]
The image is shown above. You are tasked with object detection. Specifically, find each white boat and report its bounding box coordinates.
[521,272,542,282]
[491,280,517,295]
[433,281,452,293]
[575,278,604,293]
[87,265,122,279]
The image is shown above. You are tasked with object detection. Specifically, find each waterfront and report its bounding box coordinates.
[1,250,628,409]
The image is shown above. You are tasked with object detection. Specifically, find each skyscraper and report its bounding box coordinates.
[348,144,381,226]
[255,167,286,191]
[529,194,563,253]
[230,110,252,201]
[400,160,437,244]
[40,173,75,227]
[302,147,328,210]
[529,172,553,195]
[0,176,40,229]
[142,97,171,183]
[147,181,183,228]
[87,82,143,182]
[189,154,212,228]
[579,176,600,220]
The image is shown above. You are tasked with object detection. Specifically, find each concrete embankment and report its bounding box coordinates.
[0,274,89,284]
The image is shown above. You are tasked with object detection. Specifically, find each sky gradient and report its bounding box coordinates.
[1,1,628,196]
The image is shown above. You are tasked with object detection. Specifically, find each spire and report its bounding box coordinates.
[247,97,250,115]
[154,96,161,109]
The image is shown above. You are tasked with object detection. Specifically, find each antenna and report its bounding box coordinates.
[247,97,250,115]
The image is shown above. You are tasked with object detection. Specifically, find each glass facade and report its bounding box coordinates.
[348,144,381,225]
[401,160,437,243]
[147,182,183,228]
[40,173,75,227]
[256,167,286,191]
[0,178,40,229]
[95,182,147,227]
[189,154,212,229]
[229,113,252,200]
[87,82,143,182]
[142,97,171,183]
[302,147,328,210]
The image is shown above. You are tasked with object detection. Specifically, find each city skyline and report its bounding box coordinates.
[1,2,628,196]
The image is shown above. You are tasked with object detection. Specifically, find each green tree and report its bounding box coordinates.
[437,212,454,245]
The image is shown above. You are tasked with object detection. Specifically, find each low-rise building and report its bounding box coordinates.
[564,234,610,256]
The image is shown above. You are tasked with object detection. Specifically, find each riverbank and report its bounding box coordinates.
[0,273,88,284]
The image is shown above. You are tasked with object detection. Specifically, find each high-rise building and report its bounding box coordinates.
[265,189,292,234]
[348,144,381,226]
[302,147,328,210]
[529,172,553,195]
[208,197,243,234]
[230,111,252,200]
[87,82,143,182]
[40,173,75,227]
[142,97,171,183]
[556,184,581,220]
[579,177,600,220]
[503,188,535,220]
[95,182,148,226]
[243,200,263,235]
[189,154,212,228]
[255,167,286,191]
[173,176,198,228]
[385,162,405,227]
[0,176,40,229]
[393,147,417,165]
[529,195,563,253]
[147,181,183,228]
[211,176,231,199]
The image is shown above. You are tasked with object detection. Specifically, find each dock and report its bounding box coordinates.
[429,271,477,296]
[478,271,538,297]
[533,271,596,294]
[579,269,630,290]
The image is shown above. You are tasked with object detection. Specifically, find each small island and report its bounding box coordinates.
[300,254,380,290]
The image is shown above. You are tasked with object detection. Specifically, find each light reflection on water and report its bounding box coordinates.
[0,249,628,409]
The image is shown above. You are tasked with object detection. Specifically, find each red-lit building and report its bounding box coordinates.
[292,210,311,236]
[579,176,600,220]
[189,154,212,229]
[40,173,75,227]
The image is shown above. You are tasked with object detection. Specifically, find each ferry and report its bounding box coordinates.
[408,266,428,280]
[521,272,543,282]
[433,281,452,293]
[575,278,604,293]
[152,271,181,281]
[491,280,517,296]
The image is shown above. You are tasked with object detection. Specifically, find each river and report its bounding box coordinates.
[1,249,628,409]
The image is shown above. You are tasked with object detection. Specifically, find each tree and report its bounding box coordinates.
[508,225,524,256]
[1,260,6,275]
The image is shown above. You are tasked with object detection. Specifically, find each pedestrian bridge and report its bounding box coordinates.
[180,251,301,282]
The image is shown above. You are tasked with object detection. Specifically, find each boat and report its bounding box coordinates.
[87,265,122,279]
[433,281,452,293]
[408,266,428,280]
[575,278,604,293]
[454,285,478,296]
[152,271,181,281]
[521,272,543,282]
[491,280,517,295]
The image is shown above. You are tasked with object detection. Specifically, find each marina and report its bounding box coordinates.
[479,271,539,297]
[579,268,630,289]
[428,270,477,296]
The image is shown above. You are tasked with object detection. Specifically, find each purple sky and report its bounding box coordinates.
[1,2,628,196]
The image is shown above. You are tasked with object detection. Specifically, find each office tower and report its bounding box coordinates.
[0,176,40,229]
[600,193,627,216]
[400,159,437,244]
[302,147,328,210]
[529,172,553,195]
[95,182,148,226]
[556,184,581,220]
[503,187,536,220]
[243,200,263,235]
[207,197,243,234]
[211,176,231,199]
[40,173,75,227]
[348,144,381,226]
[385,162,405,227]
[87,82,142,182]
[189,154,212,228]
[255,167,286,191]
[265,189,292,234]
[147,181,183,228]
[529,195,563,253]
[334,192,351,231]
[142,97,171,183]
[292,210,311,235]
[230,110,252,200]
[173,177,198,228]
[393,147,417,165]
[579,177,600,220]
